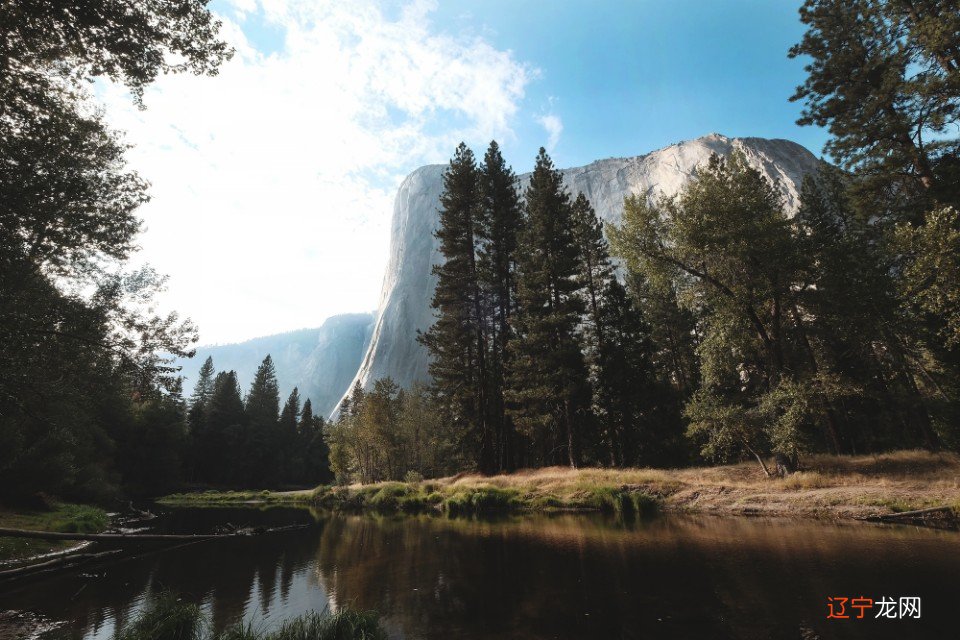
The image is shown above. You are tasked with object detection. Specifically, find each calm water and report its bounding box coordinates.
[1,506,957,639]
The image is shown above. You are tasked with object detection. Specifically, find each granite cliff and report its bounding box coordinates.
[341,134,821,410]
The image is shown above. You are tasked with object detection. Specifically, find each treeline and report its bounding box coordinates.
[186,356,332,487]
[0,2,230,503]
[421,143,682,473]
[329,144,683,484]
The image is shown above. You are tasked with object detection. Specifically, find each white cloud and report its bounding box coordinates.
[537,112,563,152]
[98,0,534,344]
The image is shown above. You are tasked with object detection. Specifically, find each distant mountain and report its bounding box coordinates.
[176,313,374,418]
[343,133,822,401]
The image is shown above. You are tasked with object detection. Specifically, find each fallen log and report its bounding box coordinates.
[0,523,310,542]
[864,506,955,522]
[0,550,122,579]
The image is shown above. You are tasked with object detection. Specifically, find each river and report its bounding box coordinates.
[2,506,956,639]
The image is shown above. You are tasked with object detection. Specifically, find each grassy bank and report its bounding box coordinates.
[160,450,960,524]
[0,503,109,563]
[158,489,313,506]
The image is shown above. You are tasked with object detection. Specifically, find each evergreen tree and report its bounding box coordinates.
[572,193,665,465]
[186,356,216,478]
[298,399,333,485]
[419,143,493,471]
[278,387,301,484]
[190,357,216,406]
[506,148,591,468]
[300,398,314,427]
[478,140,523,471]
[790,2,959,452]
[789,0,960,202]
[119,387,189,497]
[795,168,947,451]
[203,371,245,485]
[245,355,281,485]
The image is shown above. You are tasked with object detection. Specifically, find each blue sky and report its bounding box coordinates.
[225,0,828,170]
[435,0,827,169]
[104,0,828,344]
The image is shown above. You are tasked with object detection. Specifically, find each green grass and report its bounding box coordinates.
[567,487,658,519]
[157,490,311,506]
[306,479,663,518]
[442,487,520,516]
[0,502,109,562]
[117,592,385,640]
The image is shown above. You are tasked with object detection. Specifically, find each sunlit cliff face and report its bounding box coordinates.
[344,134,821,406]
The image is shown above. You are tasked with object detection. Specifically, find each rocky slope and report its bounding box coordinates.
[177,312,374,417]
[342,134,822,405]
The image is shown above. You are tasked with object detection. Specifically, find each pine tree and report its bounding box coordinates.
[300,397,314,427]
[245,355,281,485]
[297,398,331,484]
[789,0,959,204]
[595,279,669,465]
[478,140,523,471]
[278,387,301,484]
[419,143,493,472]
[203,370,245,484]
[186,356,216,478]
[190,357,216,406]
[572,193,659,465]
[506,148,590,468]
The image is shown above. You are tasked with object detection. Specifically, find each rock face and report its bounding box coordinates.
[344,133,822,407]
[177,312,374,417]
[298,313,376,416]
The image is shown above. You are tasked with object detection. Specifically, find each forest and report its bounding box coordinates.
[2,0,959,503]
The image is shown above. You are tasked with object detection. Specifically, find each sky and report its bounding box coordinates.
[98,0,828,345]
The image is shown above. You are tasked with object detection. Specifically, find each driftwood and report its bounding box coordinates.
[0,523,312,583]
[864,506,955,523]
[0,550,122,579]
[0,523,310,542]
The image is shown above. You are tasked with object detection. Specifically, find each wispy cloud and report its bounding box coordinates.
[537,112,563,152]
[98,0,535,344]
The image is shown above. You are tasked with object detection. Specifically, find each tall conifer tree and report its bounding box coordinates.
[419,143,493,471]
[572,193,656,464]
[279,387,301,482]
[245,355,281,484]
[478,140,522,470]
[186,356,216,477]
[506,148,590,468]
[203,370,245,484]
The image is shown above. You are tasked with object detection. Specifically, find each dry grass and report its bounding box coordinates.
[406,450,960,519]
[161,450,960,523]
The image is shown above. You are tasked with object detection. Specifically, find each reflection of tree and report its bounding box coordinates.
[7,506,323,639]
[311,513,959,640]
[313,514,719,638]
[15,508,960,640]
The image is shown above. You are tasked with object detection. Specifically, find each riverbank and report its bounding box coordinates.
[160,450,960,524]
[0,503,108,564]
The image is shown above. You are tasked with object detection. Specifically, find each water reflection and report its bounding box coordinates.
[2,507,957,640]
